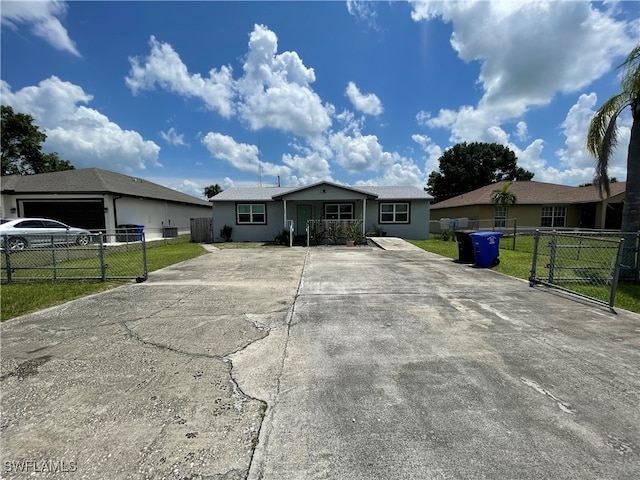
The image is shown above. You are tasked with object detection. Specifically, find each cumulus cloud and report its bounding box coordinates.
[127,25,333,139]
[236,24,333,138]
[411,0,636,172]
[345,82,383,116]
[1,77,161,172]
[1,0,80,57]
[126,36,235,117]
[160,127,187,146]
[554,93,629,182]
[201,132,291,179]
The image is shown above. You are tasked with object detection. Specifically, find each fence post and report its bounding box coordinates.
[4,247,12,283]
[529,229,540,286]
[141,233,148,281]
[548,231,557,284]
[99,234,107,281]
[51,236,58,280]
[609,238,625,311]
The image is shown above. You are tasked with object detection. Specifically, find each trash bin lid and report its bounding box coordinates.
[470,231,503,238]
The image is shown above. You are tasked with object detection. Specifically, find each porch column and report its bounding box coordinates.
[283,199,288,229]
[362,197,367,235]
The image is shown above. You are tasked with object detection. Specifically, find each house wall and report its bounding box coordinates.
[212,202,285,243]
[114,196,211,240]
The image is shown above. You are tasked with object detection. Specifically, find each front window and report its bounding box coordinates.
[325,203,353,220]
[237,204,266,224]
[541,206,566,227]
[494,206,507,228]
[379,203,409,223]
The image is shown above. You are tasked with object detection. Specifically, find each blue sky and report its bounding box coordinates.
[1,1,638,199]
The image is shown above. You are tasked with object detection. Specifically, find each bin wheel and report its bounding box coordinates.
[492,257,500,266]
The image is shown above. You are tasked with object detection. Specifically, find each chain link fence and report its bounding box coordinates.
[528,230,632,311]
[1,231,147,283]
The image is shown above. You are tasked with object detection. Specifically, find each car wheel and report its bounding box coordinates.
[76,234,90,246]
[7,237,28,251]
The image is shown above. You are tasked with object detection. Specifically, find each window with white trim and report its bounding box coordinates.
[541,206,566,227]
[237,204,266,224]
[379,203,409,223]
[494,206,507,228]
[325,203,353,220]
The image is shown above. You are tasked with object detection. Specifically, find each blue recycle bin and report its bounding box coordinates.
[470,231,503,267]
[117,224,144,242]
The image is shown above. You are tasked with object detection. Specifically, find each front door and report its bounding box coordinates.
[297,205,312,234]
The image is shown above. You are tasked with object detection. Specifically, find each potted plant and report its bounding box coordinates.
[346,220,362,247]
[328,221,344,245]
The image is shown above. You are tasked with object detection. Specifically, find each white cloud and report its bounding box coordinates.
[126,36,235,117]
[554,93,630,182]
[1,77,161,172]
[282,151,333,185]
[346,0,379,29]
[329,131,404,173]
[345,82,383,116]
[1,0,80,57]
[127,25,333,139]
[160,127,187,146]
[411,0,636,170]
[236,24,333,138]
[412,133,443,174]
[515,121,528,141]
[201,132,291,180]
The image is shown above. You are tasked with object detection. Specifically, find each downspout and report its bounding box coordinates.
[283,199,287,229]
[362,197,367,236]
[113,195,122,228]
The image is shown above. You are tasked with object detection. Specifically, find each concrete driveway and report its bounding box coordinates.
[1,241,638,479]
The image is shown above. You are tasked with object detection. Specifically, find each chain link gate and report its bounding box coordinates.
[529,230,628,312]
[1,231,148,283]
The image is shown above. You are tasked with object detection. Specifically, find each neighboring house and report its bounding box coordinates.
[210,181,433,242]
[1,168,212,240]
[430,180,627,230]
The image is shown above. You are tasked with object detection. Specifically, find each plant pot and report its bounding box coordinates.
[346,240,355,247]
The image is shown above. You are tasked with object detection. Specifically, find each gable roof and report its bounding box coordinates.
[1,168,211,206]
[431,180,626,209]
[211,182,433,202]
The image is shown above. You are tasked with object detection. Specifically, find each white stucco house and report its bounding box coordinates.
[210,181,433,243]
[1,168,212,240]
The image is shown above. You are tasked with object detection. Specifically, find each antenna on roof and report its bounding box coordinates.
[258,132,262,187]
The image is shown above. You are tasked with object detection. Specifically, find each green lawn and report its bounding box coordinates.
[1,240,208,321]
[408,238,640,314]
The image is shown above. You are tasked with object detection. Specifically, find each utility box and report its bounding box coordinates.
[162,226,178,238]
[470,231,503,267]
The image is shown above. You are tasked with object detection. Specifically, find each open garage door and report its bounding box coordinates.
[20,200,106,230]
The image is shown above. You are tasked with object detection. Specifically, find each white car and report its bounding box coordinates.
[0,218,92,251]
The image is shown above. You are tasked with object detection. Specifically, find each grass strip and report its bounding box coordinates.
[1,241,208,321]
[408,238,639,313]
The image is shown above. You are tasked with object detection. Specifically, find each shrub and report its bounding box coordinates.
[220,225,233,242]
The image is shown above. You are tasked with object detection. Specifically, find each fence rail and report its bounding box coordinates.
[529,230,629,311]
[1,231,147,283]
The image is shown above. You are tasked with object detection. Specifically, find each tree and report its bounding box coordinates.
[1,105,74,176]
[204,184,223,199]
[491,181,517,206]
[426,142,533,203]
[586,43,639,235]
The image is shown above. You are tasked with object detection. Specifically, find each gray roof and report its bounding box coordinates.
[211,182,433,202]
[1,168,211,206]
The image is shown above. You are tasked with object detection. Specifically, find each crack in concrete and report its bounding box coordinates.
[243,247,310,480]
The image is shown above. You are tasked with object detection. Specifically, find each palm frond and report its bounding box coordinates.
[619,43,640,97]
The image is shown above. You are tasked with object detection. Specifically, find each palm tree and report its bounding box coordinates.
[491,181,517,206]
[204,184,223,199]
[586,43,639,234]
